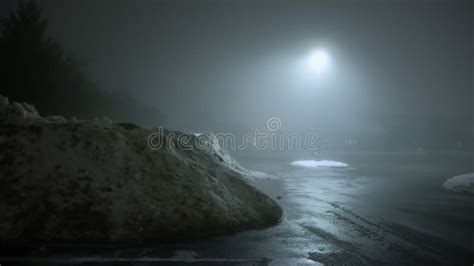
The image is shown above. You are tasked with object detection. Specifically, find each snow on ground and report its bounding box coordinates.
[291,160,348,168]
[247,170,273,179]
[0,95,282,245]
[443,173,474,193]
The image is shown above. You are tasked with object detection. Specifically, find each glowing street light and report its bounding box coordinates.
[293,48,332,84]
[309,49,330,73]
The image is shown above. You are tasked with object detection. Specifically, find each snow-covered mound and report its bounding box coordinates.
[443,173,474,194]
[291,160,348,168]
[0,96,282,244]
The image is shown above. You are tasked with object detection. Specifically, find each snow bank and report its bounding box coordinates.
[290,160,348,168]
[0,95,281,244]
[443,173,474,193]
[0,95,40,124]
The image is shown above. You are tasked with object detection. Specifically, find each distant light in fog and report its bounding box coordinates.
[310,50,330,72]
[293,48,332,84]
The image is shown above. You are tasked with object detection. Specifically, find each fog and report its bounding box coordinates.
[1,1,474,263]
[1,0,472,151]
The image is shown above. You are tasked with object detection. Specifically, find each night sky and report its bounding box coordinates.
[1,0,472,148]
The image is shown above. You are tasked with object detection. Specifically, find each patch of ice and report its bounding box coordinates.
[443,173,474,193]
[291,160,348,168]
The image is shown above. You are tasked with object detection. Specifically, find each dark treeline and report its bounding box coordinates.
[0,0,163,126]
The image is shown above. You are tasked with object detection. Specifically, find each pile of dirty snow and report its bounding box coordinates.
[443,173,474,194]
[0,95,281,245]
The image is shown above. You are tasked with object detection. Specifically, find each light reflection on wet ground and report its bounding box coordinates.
[4,152,474,265]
